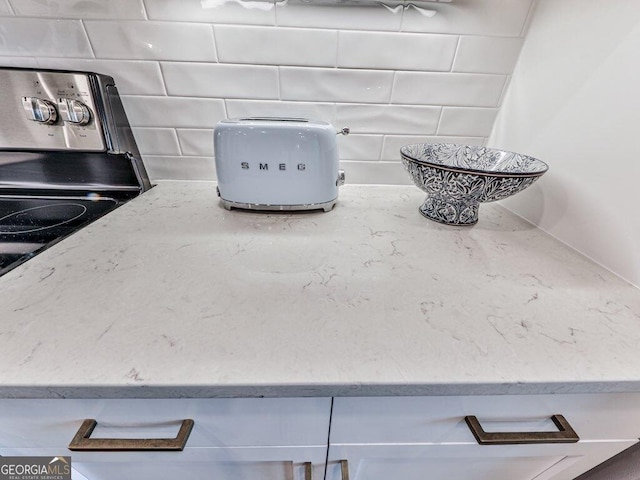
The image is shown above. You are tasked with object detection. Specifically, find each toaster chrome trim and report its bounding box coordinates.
[218,195,337,213]
[238,117,309,123]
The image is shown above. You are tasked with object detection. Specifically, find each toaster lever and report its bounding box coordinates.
[337,127,350,136]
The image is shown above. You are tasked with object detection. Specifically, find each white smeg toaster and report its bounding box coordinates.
[214,117,346,212]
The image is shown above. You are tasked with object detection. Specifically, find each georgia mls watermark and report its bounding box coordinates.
[0,457,71,480]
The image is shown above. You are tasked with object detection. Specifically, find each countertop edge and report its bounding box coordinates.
[3,382,640,399]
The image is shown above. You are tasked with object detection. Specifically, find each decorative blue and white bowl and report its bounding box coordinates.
[401,144,549,226]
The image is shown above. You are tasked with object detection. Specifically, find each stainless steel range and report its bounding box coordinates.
[0,67,151,276]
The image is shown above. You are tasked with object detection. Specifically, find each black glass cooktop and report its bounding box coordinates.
[0,195,121,276]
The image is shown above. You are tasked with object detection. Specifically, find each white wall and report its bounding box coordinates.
[488,0,640,288]
[0,0,534,184]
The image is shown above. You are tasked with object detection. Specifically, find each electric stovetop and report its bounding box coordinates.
[0,194,122,275]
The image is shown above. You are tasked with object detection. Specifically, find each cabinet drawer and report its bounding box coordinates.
[1,446,328,480]
[72,459,318,480]
[73,460,302,480]
[331,393,640,444]
[326,441,637,480]
[0,398,331,449]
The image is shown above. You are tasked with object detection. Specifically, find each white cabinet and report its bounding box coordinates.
[326,394,640,480]
[0,398,331,480]
[2,393,640,480]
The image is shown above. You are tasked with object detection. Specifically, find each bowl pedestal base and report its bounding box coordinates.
[419,196,479,226]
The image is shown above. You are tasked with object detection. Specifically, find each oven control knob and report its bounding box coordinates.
[21,97,58,124]
[57,98,91,126]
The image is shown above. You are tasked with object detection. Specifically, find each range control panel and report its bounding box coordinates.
[0,69,105,151]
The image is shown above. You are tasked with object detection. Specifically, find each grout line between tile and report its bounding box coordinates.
[335,30,341,69]
[79,20,97,59]
[276,66,282,101]
[377,135,388,161]
[32,55,512,77]
[222,98,229,118]
[122,92,504,110]
[210,24,220,63]
[157,62,169,96]
[273,0,279,26]
[140,0,149,20]
[173,128,184,156]
[4,0,15,15]
[398,2,405,32]
[434,106,444,135]
[450,35,461,72]
[388,70,398,105]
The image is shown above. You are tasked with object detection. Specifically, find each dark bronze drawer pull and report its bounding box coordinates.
[68,418,194,451]
[341,459,349,480]
[303,462,312,480]
[464,414,579,445]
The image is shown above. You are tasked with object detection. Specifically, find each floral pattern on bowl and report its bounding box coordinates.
[400,144,548,226]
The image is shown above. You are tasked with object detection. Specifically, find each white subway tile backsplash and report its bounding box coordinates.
[132,128,181,155]
[215,25,337,67]
[381,135,484,160]
[0,56,37,67]
[453,36,524,74]
[337,31,457,71]
[225,100,335,122]
[143,156,216,181]
[2,0,529,185]
[337,134,383,161]
[280,67,394,103]
[276,2,403,31]
[35,58,165,95]
[334,104,440,135]
[162,62,278,99]
[177,129,214,157]
[341,161,412,185]
[84,21,217,61]
[401,0,533,36]
[392,72,506,107]
[0,18,92,57]
[145,0,275,26]
[9,0,145,19]
[121,96,226,128]
[437,107,498,136]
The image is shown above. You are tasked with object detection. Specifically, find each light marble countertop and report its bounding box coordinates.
[1,181,639,398]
